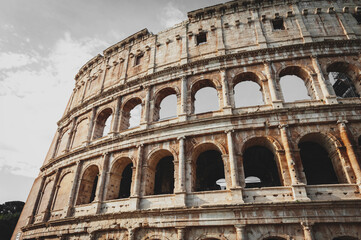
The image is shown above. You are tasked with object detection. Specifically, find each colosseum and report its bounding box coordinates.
[12,0,361,239]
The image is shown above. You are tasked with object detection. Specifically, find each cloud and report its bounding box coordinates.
[158,2,186,28]
[0,52,36,70]
[0,32,108,178]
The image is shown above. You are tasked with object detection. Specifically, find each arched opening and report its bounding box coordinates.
[76,165,99,205]
[154,156,175,195]
[52,173,74,210]
[233,72,264,108]
[153,88,177,121]
[264,237,287,240]
[71,118,88,149]
[333,237,359,240]
[279,66,313,102]
[106,158,133,200]
[36,181,53,215]
[93,108,113,139]
[243,146,281,188]
[299,140,339,185]
[191,79,219,114]
[144,150,175,196]
[327,62,360,98]
[120,98,142,130]
[196,150,225,191]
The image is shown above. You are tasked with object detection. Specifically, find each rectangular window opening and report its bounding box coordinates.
[196,32,207,45]
[272,18,285,30]
[353,13,361,24]
[134,54,143,66]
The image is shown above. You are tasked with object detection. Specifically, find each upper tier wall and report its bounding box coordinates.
[64,0,361,117]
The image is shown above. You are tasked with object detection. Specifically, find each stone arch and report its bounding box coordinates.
[195,233,228,240]
[76,164,99,205]
[144,148,176,195]
[142,233,171,240]
[257,233,291,240]
[278,65,316,101]
[333,236,359,240]
[92,107,113,139]
[52,171,74,210]
[71,117,89,149]
[56,127,70,156]
[232,71,265,108]
[152,86,179,121]
[192,142,228,192]
[105,157,134,200]
[190,79,221,114]
[241,136,284,187]
[326,61,361,98]
[36,179,54,215]
[120,97,143,130]
[298,132,348,185]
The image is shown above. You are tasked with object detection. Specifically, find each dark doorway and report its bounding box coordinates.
[299,141,339,185]
[154,156,174,195]
[196,150,225,191]
[118,163,133,198]
[243,146,281,188]
[89,175,98,202]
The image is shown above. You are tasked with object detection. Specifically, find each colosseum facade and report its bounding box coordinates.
[12,0,361,239]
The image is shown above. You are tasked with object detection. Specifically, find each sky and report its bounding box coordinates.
[0,0,225,204]
[0,0,312,204]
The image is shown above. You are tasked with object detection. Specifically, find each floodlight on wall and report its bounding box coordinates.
[245,176,261,184]
[216,178,226,190]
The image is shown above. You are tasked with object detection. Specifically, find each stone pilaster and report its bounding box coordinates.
[110,96,122,134]
[263,61,283,108]
[337,120,361,186]
[179,76,188,121]
[301,222,315,240]
[235,224,247,240]
[220,69,232,114]
[130,144,143,210]
[140,87,151,128]
[66,160,83,217]
[177,227,186,240]
[86,107,97,144]
[95,152,111,213]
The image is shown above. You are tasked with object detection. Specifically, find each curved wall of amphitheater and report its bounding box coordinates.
[13,0,361,239]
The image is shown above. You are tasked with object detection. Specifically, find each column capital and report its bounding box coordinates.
[102,152,109,157]
[278,124,289,129]
[225,128,235,134]
[177,136,186,141]
[337,119,348,126]
[301,221,314,229]
[310,55,318,59]
[136,143,144,148]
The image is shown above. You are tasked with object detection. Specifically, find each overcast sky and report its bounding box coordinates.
[0,0,225,204]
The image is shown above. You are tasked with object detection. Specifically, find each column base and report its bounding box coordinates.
[230,187,244,204]
[222,106,233,115]
[324,96,338,104]
[178,114,188,122]
[174,192,187,208]
[129,196,140,211]
[272,100,283,109]
[292,184,311,202]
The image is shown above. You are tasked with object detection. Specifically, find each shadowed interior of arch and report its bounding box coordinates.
[154,156,174,195]
[234,81,264,108]
[196,150,225,191]
[333,236,359,240]
[117,163,133,198]
[76,165,99,205]
[327,62,360,98]
[299,141,339,185]
[243,146,281,188]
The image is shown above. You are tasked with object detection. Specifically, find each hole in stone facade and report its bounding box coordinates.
[196,32,207,45]
[272,18,285,30]
[118,163,133,198]
[353,13,361,24]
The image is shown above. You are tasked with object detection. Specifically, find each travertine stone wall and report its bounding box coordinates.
[12,0,361,240]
